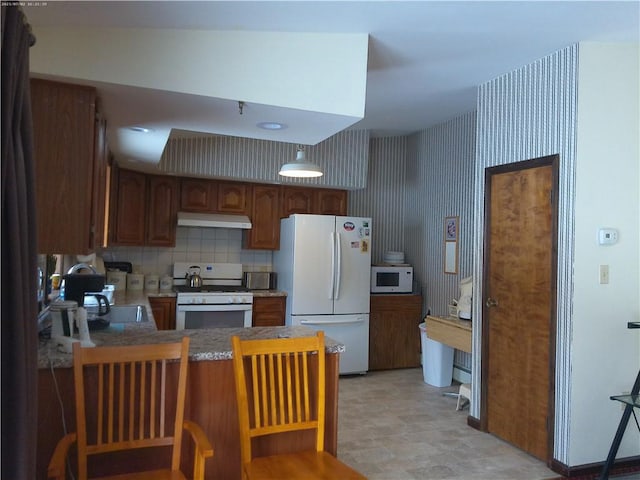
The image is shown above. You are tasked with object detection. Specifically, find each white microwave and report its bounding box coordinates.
[370,265,413,293]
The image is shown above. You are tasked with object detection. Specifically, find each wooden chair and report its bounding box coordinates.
[231,331,366,479]
[48,337,213,480]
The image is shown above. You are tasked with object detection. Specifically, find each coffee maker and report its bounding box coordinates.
[63,273,110,314]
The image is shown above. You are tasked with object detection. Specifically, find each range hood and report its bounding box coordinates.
[177,212,252,229]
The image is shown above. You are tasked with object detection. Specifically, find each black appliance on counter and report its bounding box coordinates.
[63,274,109,312]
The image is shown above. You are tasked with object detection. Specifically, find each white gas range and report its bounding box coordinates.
[173,262,253,330]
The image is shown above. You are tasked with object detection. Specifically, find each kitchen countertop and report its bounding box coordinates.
[250,289,287,297]
[39,290,337,369]
[127,289,286,298]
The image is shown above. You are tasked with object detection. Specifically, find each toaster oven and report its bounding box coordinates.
[243,272,277,290]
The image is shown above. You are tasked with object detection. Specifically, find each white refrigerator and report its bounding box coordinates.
[273,214,372,374]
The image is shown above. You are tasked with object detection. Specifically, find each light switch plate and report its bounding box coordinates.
[599,265,610,284]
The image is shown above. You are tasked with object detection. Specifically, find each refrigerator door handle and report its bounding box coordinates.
[300,317,366,326]
[329,232,336,300]
[334,232,342,299]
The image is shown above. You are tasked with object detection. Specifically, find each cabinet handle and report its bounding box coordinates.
[486,297,499,308]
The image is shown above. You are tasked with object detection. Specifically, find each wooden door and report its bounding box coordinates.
[482,155,558,461]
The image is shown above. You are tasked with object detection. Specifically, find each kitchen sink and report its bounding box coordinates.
[88,305,149,324]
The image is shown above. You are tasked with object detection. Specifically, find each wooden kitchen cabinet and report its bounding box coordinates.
[280,187,348,218]
[315,188,348,215]
[110,168,147,245]
[110,170,178,247]
[280,187,315,217]
[217,181,248,213]
[252,296,286,327]
[146,175,178,247]
[369,294,423,370]
[180,177,217,212]
[91,116,109,249]
[31,78,108,254]
[148,296,176,330]
[111,169,344,250]
[245,185,281,249]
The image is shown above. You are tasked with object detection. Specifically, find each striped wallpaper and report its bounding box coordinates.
[404,112,477,373]
[349,136,407,264]
[158,129,370,189]
[474,44,578,462]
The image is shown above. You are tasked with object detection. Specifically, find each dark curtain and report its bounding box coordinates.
[1,6,37,479]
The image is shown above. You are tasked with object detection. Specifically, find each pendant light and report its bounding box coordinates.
[278,145,323,178]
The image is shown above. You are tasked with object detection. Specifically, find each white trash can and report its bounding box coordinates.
[419,322,454,387]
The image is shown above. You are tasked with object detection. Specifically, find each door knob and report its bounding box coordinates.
[486,297,499,308]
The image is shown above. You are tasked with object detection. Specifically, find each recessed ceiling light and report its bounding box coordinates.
[128,126,154,133]
[257,122,287,131]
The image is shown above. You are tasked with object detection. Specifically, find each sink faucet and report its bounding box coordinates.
[67,263,97,274]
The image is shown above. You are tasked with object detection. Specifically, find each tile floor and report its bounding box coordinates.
[336,367,560,480]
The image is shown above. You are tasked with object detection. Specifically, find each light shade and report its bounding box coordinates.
[278,147,323,178]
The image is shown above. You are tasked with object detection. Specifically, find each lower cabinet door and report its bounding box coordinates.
[252,296,285,326]
[148,296,176,330]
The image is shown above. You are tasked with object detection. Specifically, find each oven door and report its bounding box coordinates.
[176,304,252,330]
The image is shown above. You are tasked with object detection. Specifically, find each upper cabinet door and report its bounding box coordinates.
[146,175,178,247]
[31,78,98,254]
[280,187,315,218]
[315,189,348,216]
[245,185,280,250]
[217,182,248,213]
[180,178,217,213]
[91,115,108,250]
[111,169,147,246]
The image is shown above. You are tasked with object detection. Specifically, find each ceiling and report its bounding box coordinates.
[23,1,639,169]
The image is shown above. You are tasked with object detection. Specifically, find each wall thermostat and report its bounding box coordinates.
[598,228,618,245]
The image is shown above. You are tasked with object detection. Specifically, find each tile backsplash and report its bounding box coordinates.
[102,227,273,276]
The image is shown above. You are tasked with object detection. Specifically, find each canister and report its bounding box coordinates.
[127,273,144,291]
[106,271,127,291]
[145,274,159,291]
[159,274,173,292]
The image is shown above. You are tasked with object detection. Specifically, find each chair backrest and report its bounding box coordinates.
[72,337,190,480]
[231,332,326,466]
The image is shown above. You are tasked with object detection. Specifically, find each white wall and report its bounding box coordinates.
[30,27,368,117]
[570,42,640,464]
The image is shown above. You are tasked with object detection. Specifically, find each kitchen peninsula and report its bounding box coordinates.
[37,299,344,480]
